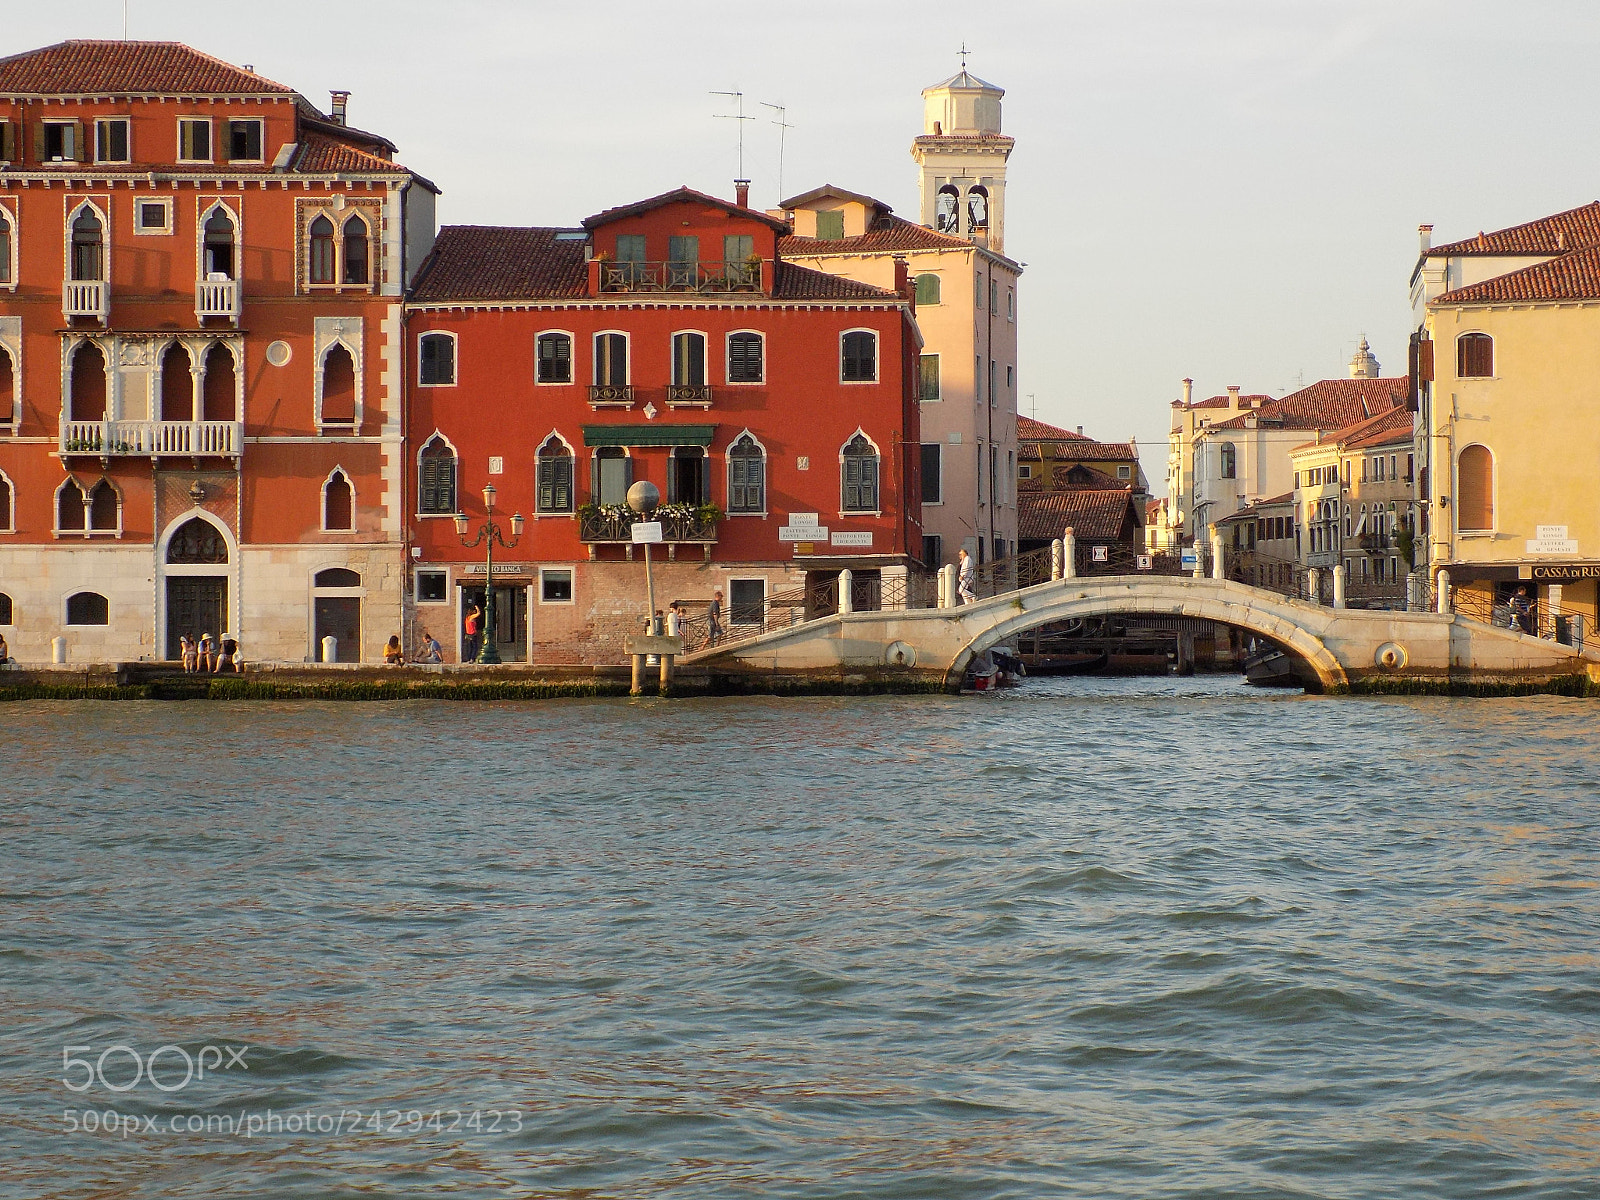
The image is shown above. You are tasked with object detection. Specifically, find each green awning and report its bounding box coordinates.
[582,424,715,448]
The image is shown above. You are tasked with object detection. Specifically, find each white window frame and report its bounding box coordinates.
[415,431,460,519]
[534,329,576,386]
[196,199,240,282]
[592,330,631,387]
[314,337,362,431]
[0,200,17,291]
[320,466,356,532]
[226,117,265,164]
[726,576,767,626]
[94,117,131,164]
[0,467,15,531]
[724,329,765,385]
[669,328,710,387]
[534,430,577,516]
[417,331,458,388]
[177,117,213,164]
[725,428,768,517]
[134,196,173,237]
[839,328,879,385]
[415,566,450,604]
[53,476,123,539]
[839,427,883,516]
[64,199,110,285]
[539,567,576,605]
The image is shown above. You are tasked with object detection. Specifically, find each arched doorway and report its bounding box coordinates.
[312,567,363,662]
[163,515,230,659]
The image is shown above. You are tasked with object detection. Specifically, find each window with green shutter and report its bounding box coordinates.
[841,433,879,512]
[727,332,764,383]
[815,211,845,240]
[418,437,457,514]
[919,354,940,402]
[921,443,942,504]
[728,433,765,513]
[536,437,574,513]
[536,332,572,383]
[914,273,940,305]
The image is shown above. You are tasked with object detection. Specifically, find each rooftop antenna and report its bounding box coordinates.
[1027,393,1037,420]
[123,0,129,38]
[761,101,793,202]
[711,89,754,184]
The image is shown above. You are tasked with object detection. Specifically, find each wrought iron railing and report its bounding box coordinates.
[598,260,763,294]
[1427,581,1588,647]
[667,384,712,405]
[588,384,634,405]
[676,567,939,655]
[579,507,719,543]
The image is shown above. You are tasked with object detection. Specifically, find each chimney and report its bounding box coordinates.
[734,179,750,209]
[892,255,910,300]
[1418,223,1432,253]
[329,90,350,126]
[1227,384,1241,410]
[1076,426,1084,435]
[1182,377,1193,406]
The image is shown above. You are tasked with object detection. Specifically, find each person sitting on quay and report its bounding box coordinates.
[178,635,194,673]
[0,631,10,665]
[384,635,405,665]
[213,636,243,674]
[198,633,216,672]
[415,630,443,663]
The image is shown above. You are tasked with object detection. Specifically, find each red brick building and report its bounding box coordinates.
[0,40,436,662]
[405,187,924,662]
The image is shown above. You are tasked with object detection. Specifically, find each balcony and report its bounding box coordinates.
[63,280,110,323]
[61,419,243,458]
[597,259,763,295]
[195,277,241,323]
[667,384,713,408]
[588,384,634,409]
[579,504,720,544]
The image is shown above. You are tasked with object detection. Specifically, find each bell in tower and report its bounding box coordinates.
[911,58,1015,253]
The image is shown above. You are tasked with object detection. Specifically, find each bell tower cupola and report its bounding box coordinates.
[912,57,1015,254]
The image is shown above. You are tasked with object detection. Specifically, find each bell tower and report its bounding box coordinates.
[911,60,1015,254]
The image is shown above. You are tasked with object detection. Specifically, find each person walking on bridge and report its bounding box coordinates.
[958,547,977,605]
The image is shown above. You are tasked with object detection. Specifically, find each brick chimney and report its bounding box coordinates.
[329,90,350,126]
[1227,384,1241,410]
[1182,377,1193,406]
[734,179,750,208]
[1418,223,1432,253]
[892,255,910,301]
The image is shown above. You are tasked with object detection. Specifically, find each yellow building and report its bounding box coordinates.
[1413,204,1600,639]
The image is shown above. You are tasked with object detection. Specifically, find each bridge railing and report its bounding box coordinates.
[1430,581,1588,648]
[678,567,940,655]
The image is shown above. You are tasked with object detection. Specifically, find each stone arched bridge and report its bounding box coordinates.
[686,575,1600,692]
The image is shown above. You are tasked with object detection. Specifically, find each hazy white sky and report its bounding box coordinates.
[19,1,1600,486]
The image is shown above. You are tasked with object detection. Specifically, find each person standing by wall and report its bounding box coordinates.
[958,548,977,605]
[463,602,483,661]
[707,589,724,646]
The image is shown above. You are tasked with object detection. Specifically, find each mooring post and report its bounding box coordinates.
[659,652,673,692]
[1051,538,1064,581]
[1332,564,1347,609]
[1437,568,1451,615]
[838,569,854,615]
[1063,528,1077,578]
[631,653,645,695]
[51,636,67,665]
[1210,525,1225,581]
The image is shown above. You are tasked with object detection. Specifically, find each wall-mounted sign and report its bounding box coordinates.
[794,542,815,555]
[631,521,663,544]
[780,526,828,542]
[1136,554,1153,570]
[788,513,819,527]
[1527,525,1578,555]
[1091,545,1109,562]
[488,456,504,475]
[831,531,873,547]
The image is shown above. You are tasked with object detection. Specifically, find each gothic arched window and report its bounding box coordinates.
[342,215,370,285]
[536,436,574,513]
[71,208,104,281]
[308,215,336,284]
[967,185,989,230]
[841,433,879,513]
[203,208,235,278]
[727,433,765,514]
[418,437,457,515]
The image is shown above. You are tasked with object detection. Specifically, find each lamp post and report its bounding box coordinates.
[454,482,524,664]
[627,479,660,634]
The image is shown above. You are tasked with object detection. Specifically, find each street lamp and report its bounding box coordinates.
[627,480,660,635]
[456,482,524,664]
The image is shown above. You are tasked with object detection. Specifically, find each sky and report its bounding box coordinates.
[19,0,1600,492]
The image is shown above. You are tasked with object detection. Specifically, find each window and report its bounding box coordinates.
[1457,333,1493,378]
[136,199,171,235]
[43,120,81,161]
[0,473,11,529]
[1457,444,1494,532]
[990,279,999,314]
[724,233,754,268]
[594,333,628,386]
[94,118,129,163]
[991,446,1000,503]
[921,443,942,504]
[667,236,698,288]
[727,433,765,513]
[308,215,336,284]
[0,120,14,162]
[729,579,765,625]
[815,210,845,240]
[923,534,942,569]
[615,234,646,263]
[672,332,706,387]
[968,185,990,230]
[202,208,235,278]
[69,343,107,421]
[66,591,108,626]
[1007,287,1015,320]
[227,119,263,161]
[593,446,630,505]
[536,333,572,383]
[0,592,10,624]
[1018,464,1032,480]
[202,343,236,422]
[1117,465,1131,480]
[0,212,10,284]
[416,569,448,603]
[989,359,997,408]
[323,469,354,531]
[178,118,211,163]
[320,344,356,425]
[314,568,361,587]
[915,273,941,305]
[841,330,876,382]
[841,433,879,513]
[668,445,708,505]
[1219,442,1237,479]
[936,185,960,233]
[88,480,118,531]
[727,331,764,383]
[1006,365,1013,393]
[919,354,940,402]
[418,333,455,385]
[540,568,574,603]
[418,436,457,514]
[70,208,104,281]
[536,436,574,513]
[342,216,369,285]
[975,355,982,402]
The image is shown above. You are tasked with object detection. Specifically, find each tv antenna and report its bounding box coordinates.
[1027,393,1037,420]
[761,101,793,202]
[711,89,754,182]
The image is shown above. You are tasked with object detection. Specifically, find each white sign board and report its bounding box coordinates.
[1136,554,1153,570]
[779,526,828,542]
[788,512,820,528]
[1527,536,1579,555]
[1537,525,1569,540]
[630,521,663,545]
[831,531,873,547]
[1181,551,1198,568]
[1092,545,1109,562]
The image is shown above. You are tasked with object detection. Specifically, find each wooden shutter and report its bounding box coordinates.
[217,120,231,163]
[32,122,45,163]
[1457,445,1493,531]
[0,121,14,162]
[608,334,627,385]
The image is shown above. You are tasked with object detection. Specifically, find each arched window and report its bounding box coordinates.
[914,273,941,306]
[321,344,356,426]
[668,445,708,505]
[202,344,236,422]
[70,208,104,281]
[88,480,118,531]
[166,516,229,563]
[314,568,361,587]
[535,436,573,513]
[57,479,86,531]
[66,591,109,625]
[536,332,572,383]
[159,344,193,422]
[1457,333,1493,378]
[308,215,336,284]
[418,332,455,386]
[0,472,11,531]
[418,436,457,514]
[342,215,369,285]
[324,469,354,531]
[0,593,11,624]
[841,433,880,513]
[69,342,107,422]
[203,208,235,278]
[935,184,960,233]
[967,185,989,230]
[1219,442,1237,479]
[593,446,630,506]
[672,332,706,388]
[727,331,763,383]
[594,332,628,387]
[0,212,11,284]
[1457,444,1494,532]
[841,330,877,382]
[728,433,765,513]
[0,345,14,425]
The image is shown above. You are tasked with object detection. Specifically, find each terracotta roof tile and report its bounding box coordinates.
[771,261,898,300]
[1019,489,1138,542]
[409,227,588,302]
[1337,405,1414,452]
[1207,377,1406,432]
[1016,416,1089,441]
[1425,201,1600,258]
[780,213,972,257]
[1432,244,1600,304]
[584,186,789,233]
[292,132,410,176]
[0,40,296,95]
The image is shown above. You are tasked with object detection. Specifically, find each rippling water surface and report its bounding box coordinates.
[2,677,1598,1198]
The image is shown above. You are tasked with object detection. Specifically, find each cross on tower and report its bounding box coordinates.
[958,42,969,70]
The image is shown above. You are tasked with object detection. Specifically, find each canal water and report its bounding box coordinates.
[2,678,1597,1199]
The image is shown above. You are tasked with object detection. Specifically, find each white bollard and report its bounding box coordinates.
[838,569,854,615]
[1051,538,1064,581]
[321,635,338,663]
[51,636,67,664]
[1307,568,1321,604]
[1332,564,1347,609]
[1063,529,1077,579]
[943,563,958,608]
[1436,569,1451,615]
[1210,525,1225,581]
